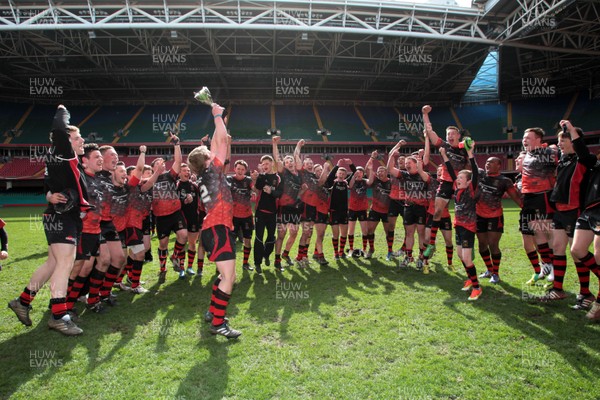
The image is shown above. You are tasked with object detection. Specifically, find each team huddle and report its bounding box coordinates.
[7,104,600,339]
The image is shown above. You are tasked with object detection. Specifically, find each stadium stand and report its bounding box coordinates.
[453,103,506,141]
[274,105,317,140]
[9,104,98,144]
[358,106,399,140]
[395,106,425,140]
[179,104,215,142]
[68,105,100,131]
[342,154,373,169]
[3,99,598,146]
[230,155,263,171]
[396,106,456,141]
[511,95,572,136]
[425,107,456,132]
[227,105,272,140]
[0,149,515,182]
[0,158,44,178]
[9,104,56,144]
[119,104,233,144]
[318,106,367,141]
[570,94,600,131]
[0,102,32,143]
[120,105,186,143]
[0,99,597,185]
[80,105,141,143]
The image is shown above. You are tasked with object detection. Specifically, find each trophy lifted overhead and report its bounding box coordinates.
[194,86,213,105]
[194,86,229,129]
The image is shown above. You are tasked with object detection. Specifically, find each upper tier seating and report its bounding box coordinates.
[1,97,598,145]
[275,105,317,140]
[227,105,272,140]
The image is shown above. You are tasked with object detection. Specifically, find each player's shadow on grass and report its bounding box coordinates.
[7,252,49,265]
[75,288,164,373]
[337,256,397,294]
[175,337,233,400]
[0,311,79,399]
[244,266,313,340]
[152,276,217,354]
[413,263,600,378]
[74,271,213,373]
[244,256,399,340]
[231,266,257,305]
[485,282,600,378]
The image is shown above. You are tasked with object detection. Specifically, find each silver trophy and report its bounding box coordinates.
[193,86,213,105]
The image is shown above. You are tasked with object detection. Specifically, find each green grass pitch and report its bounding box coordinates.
[0,203,598,399]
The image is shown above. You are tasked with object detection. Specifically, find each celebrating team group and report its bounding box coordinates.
[7,103,600,339]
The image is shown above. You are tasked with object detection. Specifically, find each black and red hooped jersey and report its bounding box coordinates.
[111,175,140,232]
[197,157,233,231]
[97,170,116,221]
[389,174,407,201]
[436,139,469,183]
[476,171,516,218]
[299,169,319,207]
[349,179,369,211]
[127,176,153,229]
[426,179,450,217]
[369,177,391,214]
[152,169,181,217]
[395,170,429,207]
[227,175,253,218]
[315,184,330,215]
[521,147,558,194]
[454,182,478,232]
[279,169,302,207]
[82,171,104,234]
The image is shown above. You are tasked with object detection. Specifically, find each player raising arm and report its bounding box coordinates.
[440,142,482,300]
[188,103,241,338]
[422,105,470,259]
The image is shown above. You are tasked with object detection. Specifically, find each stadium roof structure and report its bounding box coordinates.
[0,0,598,105]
